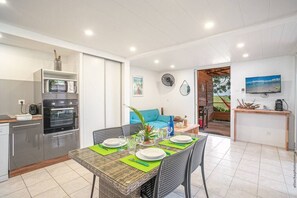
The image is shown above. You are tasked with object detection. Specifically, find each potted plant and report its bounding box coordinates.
[127,106,154,143]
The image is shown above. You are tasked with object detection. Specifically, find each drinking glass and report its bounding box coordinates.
[160,128,167,140]
[118,135,127,151]
[118,135,127,144]
[136,135,144,146]
[127,137,137,154]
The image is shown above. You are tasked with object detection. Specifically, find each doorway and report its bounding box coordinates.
[197,66,231,137]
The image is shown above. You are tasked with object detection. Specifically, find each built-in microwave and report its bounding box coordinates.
[44,79,77,93]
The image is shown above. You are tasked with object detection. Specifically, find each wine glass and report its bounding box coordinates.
[118,135,127,151]
[167,127,173,139]
[135,135,144,150]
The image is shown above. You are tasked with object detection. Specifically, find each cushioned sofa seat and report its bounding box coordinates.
[147,121,168,129]
[130,109,171,129]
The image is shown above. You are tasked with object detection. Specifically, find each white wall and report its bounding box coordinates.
[159,69,195,123]
[231,56,295,149]
[130,67,162,110]
[130,67,196,124]
[0,44,78,81]
[131,56,296,149]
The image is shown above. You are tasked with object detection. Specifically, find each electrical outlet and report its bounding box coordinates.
[18,99,25,105]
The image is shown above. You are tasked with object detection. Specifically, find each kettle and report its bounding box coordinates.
[275,99,283,111]
[29,104,38,115]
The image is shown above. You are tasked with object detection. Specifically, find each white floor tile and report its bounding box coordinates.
[0,176,26,197]
[27,178,59,197]
[61,177,89,195]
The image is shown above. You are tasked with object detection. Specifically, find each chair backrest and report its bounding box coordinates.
[153,145,193,198]
[190,135,208,173]
[122,123,143,136]
[93,127,123,144]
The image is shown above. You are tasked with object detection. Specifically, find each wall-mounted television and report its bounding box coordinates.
[245,75,281,94]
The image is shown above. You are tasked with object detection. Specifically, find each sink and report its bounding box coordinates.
[15,114,32,121]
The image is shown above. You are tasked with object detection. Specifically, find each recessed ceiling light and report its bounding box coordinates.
[0,0,7,4]
[154,60,159,64]
[242,53,249,58]
[237,43,245,48]
[130,46,137,52]
[170,65,175,68]
[0,33,2,38]
[204,21,215,29]
[84,29,94,36]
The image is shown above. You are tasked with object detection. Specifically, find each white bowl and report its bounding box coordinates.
[103,138,121,146]
[170,135,192,143]
[140,148,166,159]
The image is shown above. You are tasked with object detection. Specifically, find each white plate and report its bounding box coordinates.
[102,141,127,148]
[136,151,166,161]
[140,148,166,159]
[103,138,121,146]
[170,135,192,143]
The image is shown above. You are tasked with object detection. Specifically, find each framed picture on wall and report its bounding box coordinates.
[132,76,143,97]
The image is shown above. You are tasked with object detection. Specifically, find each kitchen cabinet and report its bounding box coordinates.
[9,120,43,170]
[44,129,79,160]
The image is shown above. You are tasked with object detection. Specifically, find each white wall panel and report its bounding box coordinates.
[105,60,122,128]
[81,54,105,147]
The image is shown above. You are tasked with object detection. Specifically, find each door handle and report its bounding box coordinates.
[12,133,15,156]
[51,107,74,111]
[12,123,41,128]
[52,132,74,138]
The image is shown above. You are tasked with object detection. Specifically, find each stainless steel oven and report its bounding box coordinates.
[43,99,78,134]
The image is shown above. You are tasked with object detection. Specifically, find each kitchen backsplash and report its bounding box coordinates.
[0,79,35,115]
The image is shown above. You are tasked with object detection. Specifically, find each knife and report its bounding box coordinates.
[129,158,149,167]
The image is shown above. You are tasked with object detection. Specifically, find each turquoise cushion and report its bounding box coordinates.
[157,115,171,123]
[130,109,160,122]
[147,121,168,129]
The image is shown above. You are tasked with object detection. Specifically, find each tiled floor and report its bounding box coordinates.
[0,134,296,198]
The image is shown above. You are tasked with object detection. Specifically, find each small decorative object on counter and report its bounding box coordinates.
[237,99,260,109]
[168,116,174,137]
[54,49,62,71]
[183,115,188,127]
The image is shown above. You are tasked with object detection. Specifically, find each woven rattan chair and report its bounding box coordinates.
[91,127,123,198]
[122,123,143,136]
[141,145,193,198]
[186,135,208,198]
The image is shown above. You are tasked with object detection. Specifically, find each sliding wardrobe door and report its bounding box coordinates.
[105,60,122,128]
[82,54,105,146]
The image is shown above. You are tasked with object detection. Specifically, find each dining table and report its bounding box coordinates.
[68,132,201,198]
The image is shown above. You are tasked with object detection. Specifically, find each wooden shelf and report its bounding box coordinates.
[234,108,291,116]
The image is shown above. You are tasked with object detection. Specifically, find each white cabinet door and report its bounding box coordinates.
[105,60,122,128]
[81,54,105,147]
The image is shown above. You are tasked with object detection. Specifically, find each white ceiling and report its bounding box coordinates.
[0,0,297,70]
[0,34,76,56]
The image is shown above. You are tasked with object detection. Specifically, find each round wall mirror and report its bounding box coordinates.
[180,80,190,96]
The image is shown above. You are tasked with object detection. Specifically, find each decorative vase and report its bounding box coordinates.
[54,60,62,71]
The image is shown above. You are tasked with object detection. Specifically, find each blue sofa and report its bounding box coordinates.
[130,109,172,129]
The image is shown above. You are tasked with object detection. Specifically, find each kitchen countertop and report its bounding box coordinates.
[0,115,43,123]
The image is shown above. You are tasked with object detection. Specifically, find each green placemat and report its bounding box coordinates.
[120,149,176,172]
[159,137,199,149]
[89,144,119,156]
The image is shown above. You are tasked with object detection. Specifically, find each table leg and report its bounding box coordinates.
[99,177,141,198]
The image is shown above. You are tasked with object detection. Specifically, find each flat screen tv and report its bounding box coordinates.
[245,75,281,94]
